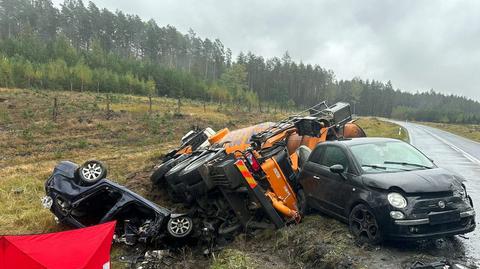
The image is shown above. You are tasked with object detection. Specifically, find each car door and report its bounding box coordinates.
[303,145,354,219]
[300,145,327,210]
[318,146,356,219]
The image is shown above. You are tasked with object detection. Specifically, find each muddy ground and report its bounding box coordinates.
[117,164,478,269]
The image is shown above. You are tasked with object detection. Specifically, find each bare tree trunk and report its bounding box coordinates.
[204,60,208,80]
[149,95,152,114]
[176,97,181,113]
[106,95,111,120]
[52,97,58,122]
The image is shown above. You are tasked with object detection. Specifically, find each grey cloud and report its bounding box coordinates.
[52,0,480,101]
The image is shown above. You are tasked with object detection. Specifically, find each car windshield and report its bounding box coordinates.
[349,140,434,173]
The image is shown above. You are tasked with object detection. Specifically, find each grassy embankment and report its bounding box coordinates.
[356,117,409,142]
[420,122,480,142]
[0,88,407,268]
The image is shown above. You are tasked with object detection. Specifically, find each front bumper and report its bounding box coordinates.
[394,209,475,225]
[386,209,476,240]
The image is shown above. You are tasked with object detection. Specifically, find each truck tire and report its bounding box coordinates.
[164,152,203,199]
[178,150,224,187]
[151,154,189,186]
[150,158,174,185]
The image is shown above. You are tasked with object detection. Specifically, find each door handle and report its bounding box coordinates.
[313,176,320,179]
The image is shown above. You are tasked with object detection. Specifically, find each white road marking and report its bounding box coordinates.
[419,126,480,166]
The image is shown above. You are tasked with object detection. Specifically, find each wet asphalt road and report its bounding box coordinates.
[391,120,480,263]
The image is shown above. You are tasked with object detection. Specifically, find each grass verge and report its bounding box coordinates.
[419,122,480,142]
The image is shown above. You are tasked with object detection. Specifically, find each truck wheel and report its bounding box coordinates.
[165,154,196,185]
[150,158,175,185]
[151,154,189,186]
[78,160,107,185]
[178,150,224,186]
[165,153,202,200]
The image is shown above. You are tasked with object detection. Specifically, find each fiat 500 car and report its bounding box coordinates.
[297,137,476,243]
[42,160,195,245]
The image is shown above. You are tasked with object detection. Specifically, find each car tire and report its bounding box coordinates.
[167,216,194,238]
[349,204,383,244]
[77,160,107,185]
[296,188,308,217]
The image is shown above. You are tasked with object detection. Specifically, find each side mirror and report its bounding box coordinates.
[330,164,345,174]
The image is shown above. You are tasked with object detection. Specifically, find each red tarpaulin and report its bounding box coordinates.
[0,221,116,269]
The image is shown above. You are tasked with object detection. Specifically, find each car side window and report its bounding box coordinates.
[309,145,325,164]
[320,146,349,170]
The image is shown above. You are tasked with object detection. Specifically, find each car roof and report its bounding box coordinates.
[323,137,403,147]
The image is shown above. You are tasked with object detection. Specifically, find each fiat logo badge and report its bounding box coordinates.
[438,201,446,208]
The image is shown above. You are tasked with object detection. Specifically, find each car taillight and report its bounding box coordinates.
[245,151,261,172]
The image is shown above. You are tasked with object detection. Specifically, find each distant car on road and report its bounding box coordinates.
[296,137,476,243]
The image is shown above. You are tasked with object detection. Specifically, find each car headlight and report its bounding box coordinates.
[387,192,407,209]
[390,211,405,220]
[41,196,53,209]
[453,184,467,200]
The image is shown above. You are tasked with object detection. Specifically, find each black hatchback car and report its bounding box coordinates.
[297,137,475,243]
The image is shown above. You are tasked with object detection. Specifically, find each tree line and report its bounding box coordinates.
[1,0,480,123]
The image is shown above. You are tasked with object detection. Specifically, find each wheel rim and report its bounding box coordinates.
[350,207,379,241]
[81,163,102,182]
[168,217,192,237]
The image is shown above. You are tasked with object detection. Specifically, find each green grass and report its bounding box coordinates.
[356,117,409,142]
[420,122,480,142]
[210,249,257,269]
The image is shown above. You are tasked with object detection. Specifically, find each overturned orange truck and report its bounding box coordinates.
[151,102,366,232]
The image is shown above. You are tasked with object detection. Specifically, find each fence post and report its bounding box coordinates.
[176,97,181,113]
[149,95,152,115]
[106,94,111,120]
[52,97,58,122]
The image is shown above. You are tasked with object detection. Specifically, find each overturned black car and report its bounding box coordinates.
[42,160,195,246]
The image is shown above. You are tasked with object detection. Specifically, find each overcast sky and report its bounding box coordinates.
[52,0,480,101]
